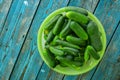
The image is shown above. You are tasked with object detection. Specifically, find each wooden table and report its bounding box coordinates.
[0,0,120,80]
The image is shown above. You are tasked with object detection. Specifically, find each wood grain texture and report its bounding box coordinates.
[92,23,120,80]
[36,63,50,80]
[63,75,80,80]
[9,0,69,80]
[94,0,120,45]
[68,0,99,12]
[0,0,12,33]
[63,0,99,79]
[48,71,64,80]
[79,68,96,80]
[0,0,25,66]
[0,0,40,79]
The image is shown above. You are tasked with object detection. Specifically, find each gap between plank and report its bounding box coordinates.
[90,20,120,80]
[8,0,42,79]
[93,0,100,14]
[67,0,71,6]
[0,0,14,35]
[35,62,44,79]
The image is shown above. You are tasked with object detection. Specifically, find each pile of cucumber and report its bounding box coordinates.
[43,9,103,69]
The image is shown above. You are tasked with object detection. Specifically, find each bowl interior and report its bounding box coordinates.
[37,7,106,75]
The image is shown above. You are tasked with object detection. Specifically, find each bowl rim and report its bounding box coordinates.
[37,6,106,75]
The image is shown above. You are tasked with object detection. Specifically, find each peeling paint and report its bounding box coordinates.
[9,59,14,65]
[41,69,45,73]
[24,0,28,6]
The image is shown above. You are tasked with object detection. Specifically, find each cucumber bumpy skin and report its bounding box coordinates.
[59,19,71,38]
[46,30,54,43]
[70,21,88,40]
[56,56,83,69]
[43,49,56,67]
[84,47,90,62]
[66,35,86,46]
[86,45,100,60]
[66,11,89,25]
[64,7,88,16]
[74,56,84,63]
[55,39,81,49]
[49,46,64,56]
[59,47,79,56]
[44,14,61,30]
[87,21,103,51]
[53,16,65,35]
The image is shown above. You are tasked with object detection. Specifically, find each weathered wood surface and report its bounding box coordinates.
[0,0,12,33]
[0,0,41,79]
[0,0,120,80]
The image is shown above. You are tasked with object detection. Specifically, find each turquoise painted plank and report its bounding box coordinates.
[0,0,12,33]
[68,0,81,6]
[0,0,24,66]
[36,63,50,80]
[80,68,96,80]
[64,75,80,80]
[48,71,64,80]
[68,0,99,12]
[22,50,43,80]
[80,0,120,80]
[78,0,99,13]
[92,23,120,80]
[0,0,40,79]
[10,0,69,80]
[94,0,120,45]
[63,0,99,79]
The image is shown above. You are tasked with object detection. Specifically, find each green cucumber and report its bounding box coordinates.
[61,19,68,29]
[70,21,88,40]
[66,55,74,60]
[53,16,65,35]
[50,35,59,45]
[74,56,84,63]
[59,47,79,56]
[43,49,56,67]
[45,45,50,49]
[49,46,64,56]
[44,34,47,40]
[64,7,88,16]
[86,45,100,60]
[66,11,89,25]
[60,63,67,67]
[61,47,79,53]
[87,21,103,51]
[44,14,61,30]
[55,40,81,49]
[46,30,54,43]
[59,19,71,38]
[56,56,82,69]
[66,35,86,46]
[84,48,90,62]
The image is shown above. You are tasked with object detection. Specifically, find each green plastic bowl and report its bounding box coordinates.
[37,7,106,75]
